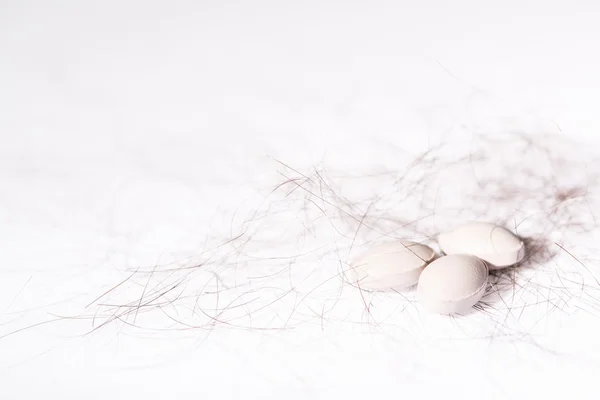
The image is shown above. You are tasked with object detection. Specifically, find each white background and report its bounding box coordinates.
[2,1,600,399]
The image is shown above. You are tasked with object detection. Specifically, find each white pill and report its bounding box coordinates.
[438,222,525,269]
[417,254,488,315]
[348,241,436,290]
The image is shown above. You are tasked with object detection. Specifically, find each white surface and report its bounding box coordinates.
[2,1,600,399]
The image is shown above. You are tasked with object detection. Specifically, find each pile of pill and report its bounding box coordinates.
[349,222,526,314]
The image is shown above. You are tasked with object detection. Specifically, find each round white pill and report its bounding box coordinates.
[438,222,525,269]
[417,254,488,315]
[348,241,437,290]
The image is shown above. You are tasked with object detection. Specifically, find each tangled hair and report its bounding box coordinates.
[3,132,599,346]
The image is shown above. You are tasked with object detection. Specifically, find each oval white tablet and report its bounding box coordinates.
[438,222,525,269]
[348,241,437,290]
[417,254,488,315]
